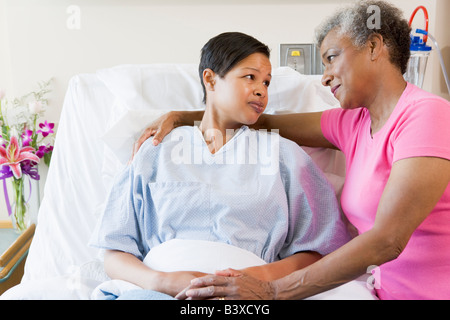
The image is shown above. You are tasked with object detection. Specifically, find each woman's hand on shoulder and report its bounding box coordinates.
[130,110,205,162]
[130,111,181,161]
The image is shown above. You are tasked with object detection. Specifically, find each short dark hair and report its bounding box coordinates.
[199,32,270,103]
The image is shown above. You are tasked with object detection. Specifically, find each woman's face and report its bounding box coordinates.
[320,28,374,109]
[210,52,272,127]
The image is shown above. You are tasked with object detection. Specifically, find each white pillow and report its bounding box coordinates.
[97,65,339,163]
[144,239,266,275]
[96,64,203,111]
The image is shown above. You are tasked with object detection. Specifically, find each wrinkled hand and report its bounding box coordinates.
[175,269,276,300]
[130,111,180,162]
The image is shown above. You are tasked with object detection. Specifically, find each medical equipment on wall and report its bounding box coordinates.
[404,6,450,94]
[279,44,324,75]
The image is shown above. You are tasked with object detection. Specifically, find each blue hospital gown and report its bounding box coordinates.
[91,126,351,263]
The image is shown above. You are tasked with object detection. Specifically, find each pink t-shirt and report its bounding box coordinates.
[321,83,450,299]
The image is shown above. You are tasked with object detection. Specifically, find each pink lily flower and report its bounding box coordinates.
[0,136,40,179]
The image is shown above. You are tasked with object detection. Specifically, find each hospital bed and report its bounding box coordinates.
[1,64,377,300]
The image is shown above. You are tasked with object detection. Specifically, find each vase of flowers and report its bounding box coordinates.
[10,172,31,232]
[0,80,55,232]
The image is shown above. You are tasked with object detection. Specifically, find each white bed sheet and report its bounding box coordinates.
[1,64,374,300]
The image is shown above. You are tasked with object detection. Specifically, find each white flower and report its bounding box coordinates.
[28,101,44,114]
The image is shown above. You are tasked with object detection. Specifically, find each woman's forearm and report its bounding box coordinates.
[180,231,398,300]
[175,110,204,126]
[275,157,450,299]
[104,250,163,290]
[242,251,322,281]
[172,110,332,148]
[257,112,334,148]
[273,229,398,299]
[139,110,334,150]
[104,250,209,297]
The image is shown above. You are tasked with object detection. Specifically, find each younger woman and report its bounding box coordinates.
[91,32,350,299]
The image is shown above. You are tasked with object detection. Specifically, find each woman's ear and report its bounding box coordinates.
[367,33,384,61]
[202,68,216,91]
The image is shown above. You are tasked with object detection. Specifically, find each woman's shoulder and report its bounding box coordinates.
[395,84,450,126]
[322,106,369,128]
[136,126,194,158]
[402,83,450,109]
[248,127,312,165]
[143,126,194,148]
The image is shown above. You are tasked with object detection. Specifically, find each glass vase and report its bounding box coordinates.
[10,177,30,233]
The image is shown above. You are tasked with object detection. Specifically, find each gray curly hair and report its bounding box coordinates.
[315,0,411,74]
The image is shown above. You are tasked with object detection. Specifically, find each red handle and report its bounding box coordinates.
[409,6,429,44]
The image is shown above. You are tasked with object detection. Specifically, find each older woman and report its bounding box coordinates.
[135,1,450,300]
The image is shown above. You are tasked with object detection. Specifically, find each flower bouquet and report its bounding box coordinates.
[0,80,55,232]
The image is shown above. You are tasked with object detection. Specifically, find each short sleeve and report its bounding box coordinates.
[278,139,351,258]
[89,164,146,260]
[392,98,450,162]
[321,107,365,154]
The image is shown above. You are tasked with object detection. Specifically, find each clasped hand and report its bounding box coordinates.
[175,268,275,300]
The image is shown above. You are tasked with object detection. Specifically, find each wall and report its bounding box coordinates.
[0,0,449,219]
[433,0,450,100]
